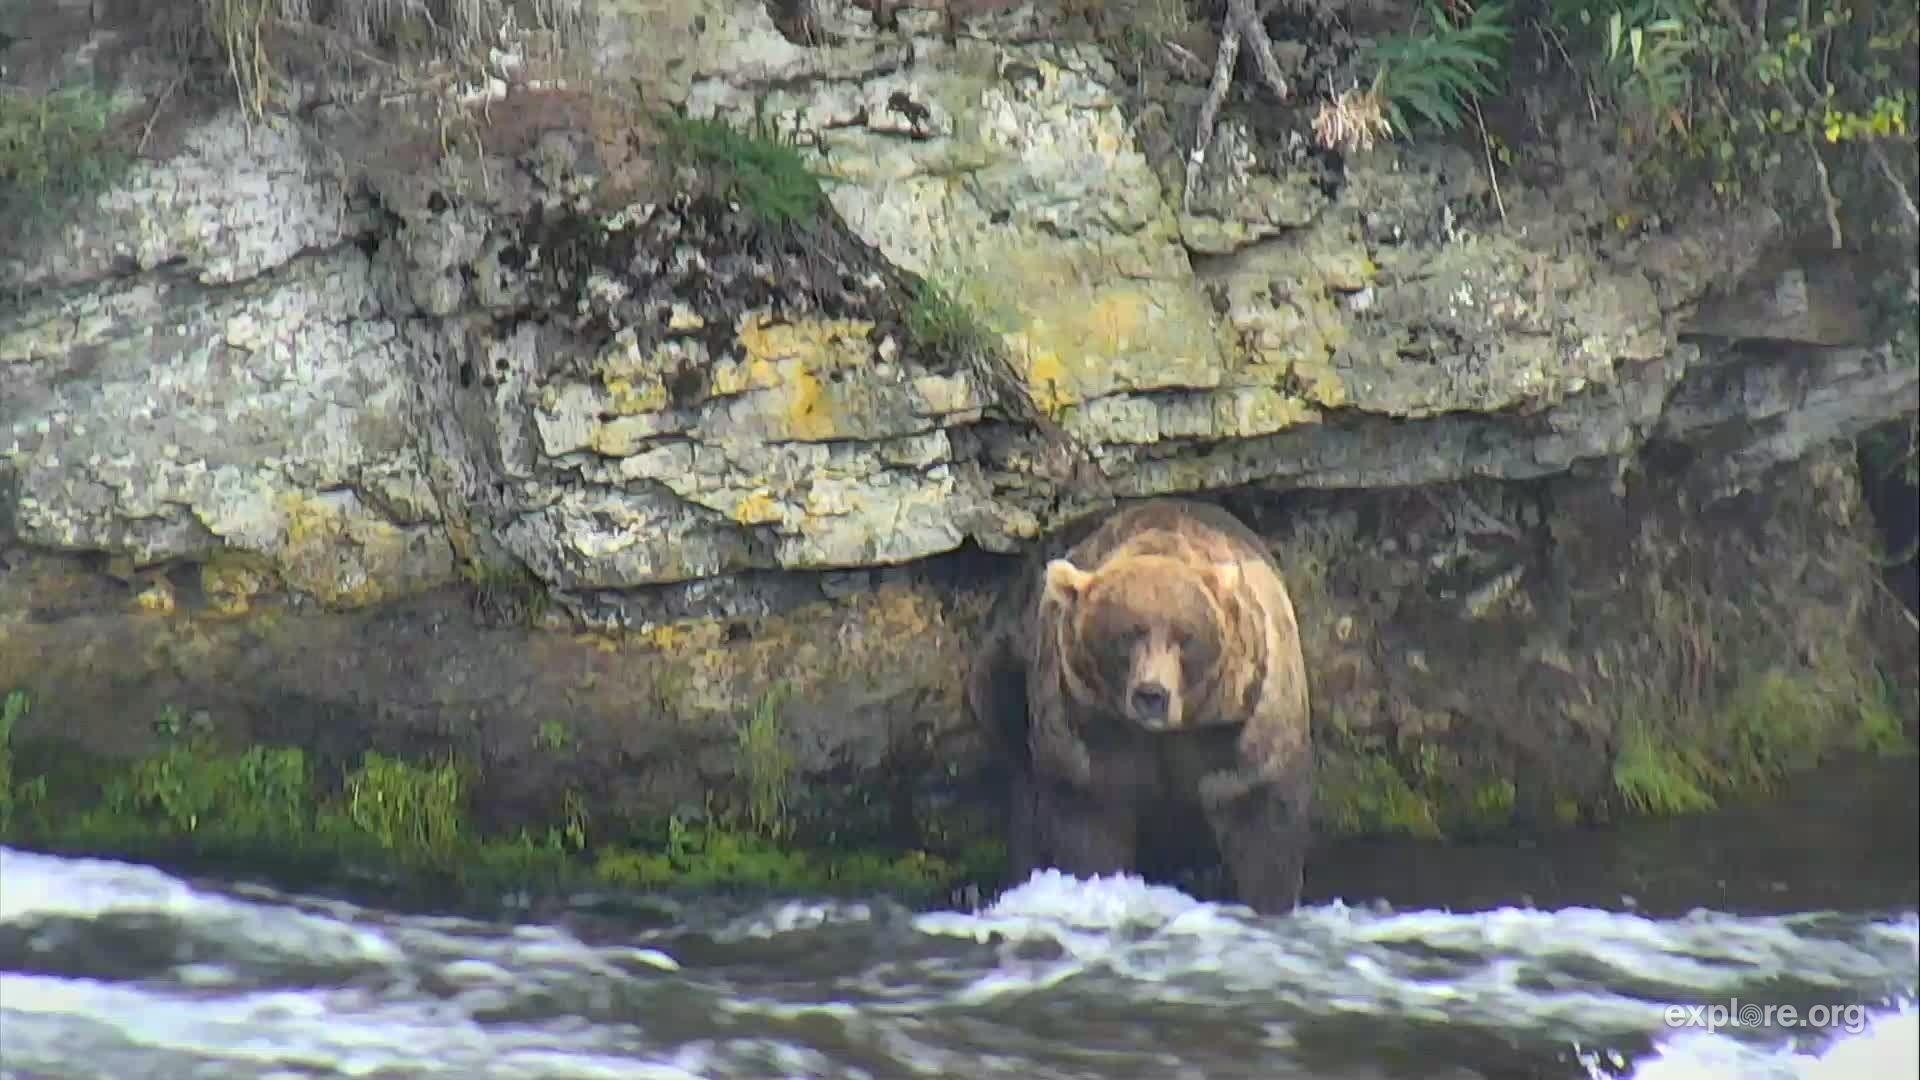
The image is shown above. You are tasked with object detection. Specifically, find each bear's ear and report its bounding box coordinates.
[1206,560,1242,595]
[1043,559,1094,606]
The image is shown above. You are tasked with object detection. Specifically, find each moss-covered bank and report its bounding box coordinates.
[2,451,1913,902]
[0,690,998,910]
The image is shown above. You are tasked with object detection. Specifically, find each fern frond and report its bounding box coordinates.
[1368,0,1514,136]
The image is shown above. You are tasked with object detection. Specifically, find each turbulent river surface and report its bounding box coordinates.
[2,762,1917,1080]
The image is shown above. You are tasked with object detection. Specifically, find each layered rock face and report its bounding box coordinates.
[1,0,1913,851]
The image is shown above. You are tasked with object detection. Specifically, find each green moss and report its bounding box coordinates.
[0,695,979,908]
[592,815,958,897]
[533,719,575,754]
[1716,669,1835,790]
[1313,728,1533,840]
[1612,718,1720,815]
[1316,750,1442,839]
[1610,655,1916,819]
[0,84,132,239]
[1469,779,1518,826]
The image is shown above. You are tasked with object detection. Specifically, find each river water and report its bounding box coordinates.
[2,763,1917,1080]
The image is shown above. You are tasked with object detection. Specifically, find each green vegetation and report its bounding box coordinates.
[1329,0,1917,233]
[0,690,36,835]
[1317,748,1443,838]
[180,0,588,120]
[1313,715,1525,839]
[593,815,956,894]
[344,752,467,869]
[1612,716,1718,814]
[905,275,1000,356]
[0,85,134,237]
[1544,1,1914,214]
[463,560,551,628]
[1599,573,1915,818]
[738,683,797,840]
[654,106,834,228]
[0,690,976,907]
[1368,1,1514,136]
[533,719,575,753]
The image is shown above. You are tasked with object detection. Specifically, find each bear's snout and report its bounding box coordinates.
[1128,682,1171,727]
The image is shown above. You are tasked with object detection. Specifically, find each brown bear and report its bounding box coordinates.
[965,498,1314,914]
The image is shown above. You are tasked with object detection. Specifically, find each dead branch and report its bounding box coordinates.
[1471,96,1506,224]
[1868,140,1920,228]
[1182,0,1293,212]
[1184,17,1243,211]
[1803,133,1845,249]
[137,77,183,158]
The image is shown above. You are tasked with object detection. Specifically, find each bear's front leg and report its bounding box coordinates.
[1024,776,1139,884]
[1200,760,1311,915]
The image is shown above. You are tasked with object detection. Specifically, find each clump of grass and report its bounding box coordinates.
[116,743,315,840]
[0,85,133,235]
[464,559,551,627]
[1600,553,1914,819]
[1315,748,1443,838]
[1470,778,1518,824]
[906,277,992,353]
[738,683,796,840]
[1717,668,1837,789]
[533,719,575,753]
[654,107,833,228]
[345,752,467,869]
[189,0,589,118]
[1612,715,1720,814]
[0,690,29,835]
[592,815,955,896]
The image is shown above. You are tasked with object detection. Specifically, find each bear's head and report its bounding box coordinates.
[1042,553,1243,732]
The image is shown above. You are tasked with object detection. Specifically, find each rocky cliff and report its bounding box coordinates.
[1,0,1915,893]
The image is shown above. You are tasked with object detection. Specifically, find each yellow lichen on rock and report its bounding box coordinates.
[202,554,276,618]
[602,375,670,416]
[1288,360,1349,408]
[725,314,884,442]
[1012,343,1074,415]
[737,316,876,371]
[592,331,673,417]
[272,493,450,610]
[731,490,785,525]
[782,365,835,442]
[1212,387,1321,436]
[562,583,979,730]
[132,577,176,616]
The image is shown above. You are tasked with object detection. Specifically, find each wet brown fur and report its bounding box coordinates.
[966,499,1314,914]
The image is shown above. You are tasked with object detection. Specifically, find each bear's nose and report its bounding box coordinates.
[1129,683,1170,722]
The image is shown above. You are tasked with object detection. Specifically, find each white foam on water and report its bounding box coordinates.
[709,899,879,941]
[0,846,405,970]
[1603,998,1919,1080]
[914,870,1920,1061]
[4,850,1913,1078]
[0,971,696,1079]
